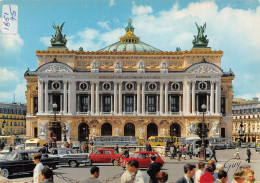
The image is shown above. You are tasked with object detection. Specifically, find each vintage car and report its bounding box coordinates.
[49,148,90,167]
[0,146,14,154]
[120,151,164,168]
[88,148,121,166]
[0,150,60,178]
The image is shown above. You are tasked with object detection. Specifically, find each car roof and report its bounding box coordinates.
[97,148,114,151]
[49,148,72,150]
[134,151,158,154]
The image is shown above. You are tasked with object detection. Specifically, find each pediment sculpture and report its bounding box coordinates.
[187,63,222,74]
[38,63,73,73]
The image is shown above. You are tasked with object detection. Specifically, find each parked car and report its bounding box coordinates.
[226,142,237,149]
[0,146,14,154]
[88,148,121,166]
[0,150,60,178]
[49,148,90,167]
[14,144,25,151]
[256,145,260,152]
[120,151,164,168]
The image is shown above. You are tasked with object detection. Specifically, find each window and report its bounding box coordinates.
[79,95,89,112]
[125,95,134,112]
[104,151,111,154]
[33,97,38,114]
[148,96,156,112]
[221,97,226,115]
[171,96,179,112]
[10,122,12,126]
[103,95,111,112]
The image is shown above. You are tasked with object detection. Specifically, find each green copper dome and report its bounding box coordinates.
[98,19,162,52]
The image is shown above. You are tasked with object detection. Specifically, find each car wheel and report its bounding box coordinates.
[85,160,92,166]
[69,160,78,168]
[2,169,9,178]
[113,160,119,166]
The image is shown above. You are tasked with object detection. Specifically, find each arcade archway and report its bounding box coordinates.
[101,123,112,136]
[147,123,158,139]
[124,123,135,136]
[170,123,181,137]
[78,123,89,141]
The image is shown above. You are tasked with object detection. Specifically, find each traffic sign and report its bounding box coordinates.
[52,135,57,141]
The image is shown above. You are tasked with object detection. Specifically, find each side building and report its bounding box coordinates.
[24,20,234,142]
[232,97,260,143]
[0,103,27,136]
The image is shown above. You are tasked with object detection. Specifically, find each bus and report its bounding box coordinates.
[25,138,46,150]
[148,136,179,146]
[206,137,226,149]
[89,136,138,146]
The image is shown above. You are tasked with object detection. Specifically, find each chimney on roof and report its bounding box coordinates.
[252,97,259,102]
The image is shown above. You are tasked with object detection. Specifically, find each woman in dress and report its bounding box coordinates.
[234,145,240,159]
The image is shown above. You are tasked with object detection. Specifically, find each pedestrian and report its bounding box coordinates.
[213,164,224,180]
[170,143,174,159]
[188,144,193,159]
[146,142,152,151]
[0,168,12,183]
[181,145,186,160]
[121,160,148,183]
[81,166,101,183]
[195,162,206,183]
[231,170,245,183]
[83,143,87,153]
[245,145,251,163]
[234,145,240,159]
[38,144,48,154]
[177,145,181,161]
[175,164,196,183]
[147,155,161,183]
[114,143,119,153]
[213,170,228,183]
[200,164,216,183]
[65,142,70,148]
[209,146,218,162]
[244,169,258,183]
[40,167,53,183]
[33,153,45,183]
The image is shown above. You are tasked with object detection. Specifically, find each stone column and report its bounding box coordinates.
[119,82,122,115]
[156,95,159,113]
[71,81,76,114]
[207,95,209,112]
[215,81,220,114]
[192,81,196,114]
[38,80,43,114]
[76,95,80,112]
[114,82,117,114]
[160,82,164,114]
[91,82,95,114]
[187,80,191,114]
[133,94,136,113]
[95,82,100,114]
[111,95,113,114]
[179,95,182,112]
[63,81,67,114]
[137,82,141,115]
[182,81,186,114]
[60,94,63,112]
[142,82,145,115]
[210,81,215,114]
[68,81,72,114]
[165,82,169,115]
[44,80,48,114]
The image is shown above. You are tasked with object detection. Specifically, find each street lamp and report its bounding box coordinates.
[238,122,245,147]
[199,104,207,161]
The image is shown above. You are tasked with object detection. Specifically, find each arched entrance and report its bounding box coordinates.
[101,123,112,136]
[170,123,181,137]
[147,123,158,139]
[124,123,135,136]
[78,123,89,141]
[50,123,62,141]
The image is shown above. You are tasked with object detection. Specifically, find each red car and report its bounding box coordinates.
[88,148,121,166]
[121,151,164,168]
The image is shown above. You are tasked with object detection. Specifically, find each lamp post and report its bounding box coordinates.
[199,104,207,161]
[238,122,245,147]
[49,103,58,147]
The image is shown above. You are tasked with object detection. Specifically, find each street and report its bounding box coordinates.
[10,148,260,183]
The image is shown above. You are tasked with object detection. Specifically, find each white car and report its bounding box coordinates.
[0,146,13,154]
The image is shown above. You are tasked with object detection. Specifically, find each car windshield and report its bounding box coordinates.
[132,153,139,158]
[5,152,16,160]
[58,149,73,155]
[26,143,36,147]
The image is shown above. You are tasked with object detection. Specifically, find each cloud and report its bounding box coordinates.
[132,2,153,15]
[109,0,115,7]
[97,21,111,31]
[0,32,24,54]
[0,68,19,82]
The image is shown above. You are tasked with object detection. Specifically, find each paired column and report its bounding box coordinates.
[119,82,122,114]
[191,81,196,114]
[210,81,215,114]
[63,81,68,114]
[68,81,72,114]
[187,80,191,114]
[160,82,164,114]
[137,82,141,115]
[44,80,48,113]
[95,82,100,114]
[182,81,186,114]
[38,80,44,114]
[114,82,117,114]
[91,82,95,114]
[215,81,220,114]
[165,82,168,114]
[142,82,145,115]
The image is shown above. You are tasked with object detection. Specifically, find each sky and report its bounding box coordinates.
[0,0,260,104]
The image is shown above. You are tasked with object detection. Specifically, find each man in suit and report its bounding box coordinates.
[245,145,251,163]
[176,164,196,183]
[146,143,152,151]
[147,155,161,183]
[209,145,218,162]
[213,170,228,183]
